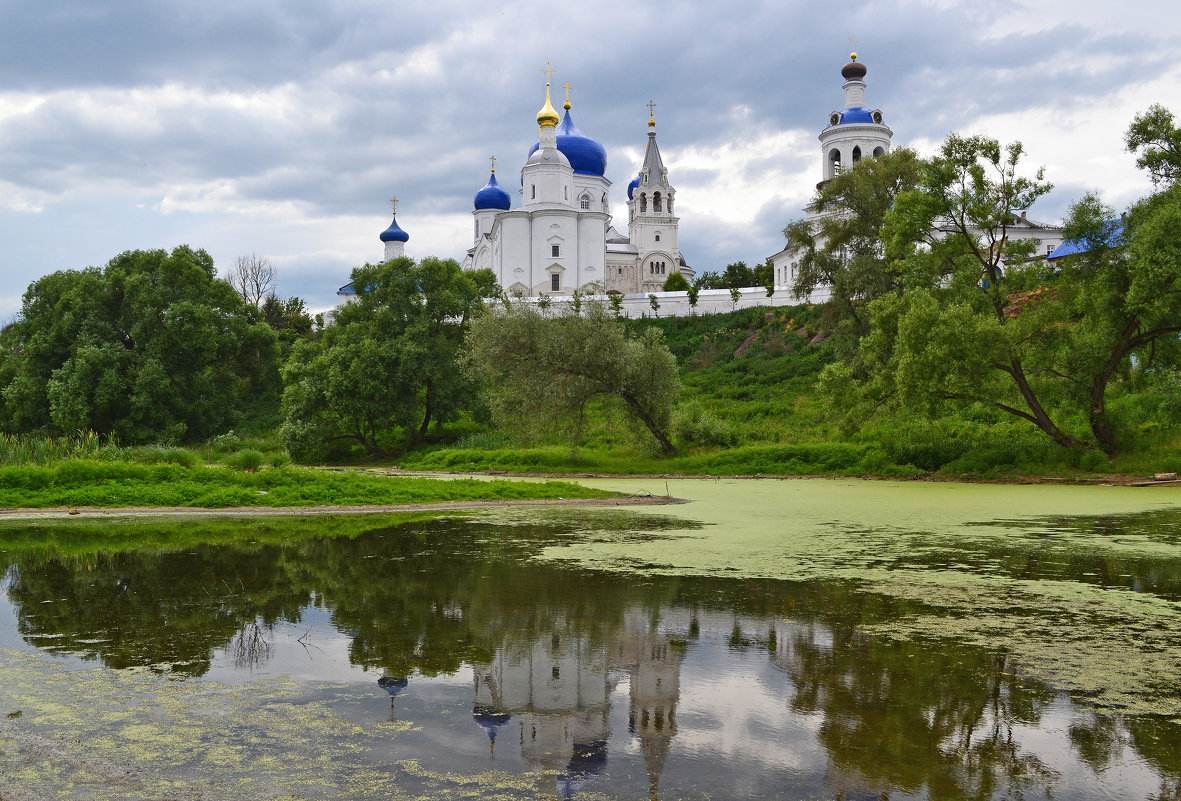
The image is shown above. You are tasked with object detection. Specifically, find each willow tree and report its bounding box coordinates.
[467,300,680,454]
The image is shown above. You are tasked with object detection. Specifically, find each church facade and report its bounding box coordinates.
[459,76,692,297]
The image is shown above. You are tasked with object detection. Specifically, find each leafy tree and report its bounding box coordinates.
[260,294,316,348]
[1125,103,1181,187]
[649,293,661,317]
[686,283,700,315]
[662,271,690,292]
[467,299,680,454]
[783,148,922,331]
[827,123,1181,455]
[280,257,498,459]
[0,246,278,443]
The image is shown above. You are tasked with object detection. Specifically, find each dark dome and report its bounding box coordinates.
[841,58,867,81]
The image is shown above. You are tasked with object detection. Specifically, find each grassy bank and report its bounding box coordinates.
[400,305,1181,480]
[0,460,614,509]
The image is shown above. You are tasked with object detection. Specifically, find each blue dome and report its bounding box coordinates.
[474,171,511,211]
[838,107,876,124]
[627,173,641,199]
[528,109,607,176]
[379,215,409,243]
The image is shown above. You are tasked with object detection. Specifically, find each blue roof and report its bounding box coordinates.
[1046,224,1125,261]
[379,215,409,243]
[337,282,355,294]
[837,107,876,124]
[627,173,641,199]
[474,171,511,211]
[529,110,607,176]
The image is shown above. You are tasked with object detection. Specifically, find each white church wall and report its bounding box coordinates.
[532,285,832,319]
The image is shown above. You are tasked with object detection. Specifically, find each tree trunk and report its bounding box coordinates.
[1007,359,1088,450]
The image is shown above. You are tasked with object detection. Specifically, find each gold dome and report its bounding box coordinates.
[536,82,560,127]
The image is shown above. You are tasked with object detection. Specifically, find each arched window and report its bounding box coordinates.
[852,146,862,163]
[655,233,660,242]
[653,192,662,212]
[827,148,841,179]
[580,195,590,210]
[873,146,885,157]
[640,194,647,213]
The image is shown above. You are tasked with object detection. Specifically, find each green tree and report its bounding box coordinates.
[648,293,661,317]
[686,284,700,315]
[0,246,278,443]
[783,148,922,331]
[280,257,498,458]
[662,271,690,292]
[467,299,680,454]
[1125,103,1181,187]
[828,122,1181,455]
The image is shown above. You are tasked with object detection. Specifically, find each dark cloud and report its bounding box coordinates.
[0,0,1175,317]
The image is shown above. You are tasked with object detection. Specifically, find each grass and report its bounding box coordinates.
[399,305,1181,480]
[0,461,615,509]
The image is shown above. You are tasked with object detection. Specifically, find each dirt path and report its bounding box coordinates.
[0,494,685,521]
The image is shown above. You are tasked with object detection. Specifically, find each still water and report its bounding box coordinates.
[1,478,1180,800]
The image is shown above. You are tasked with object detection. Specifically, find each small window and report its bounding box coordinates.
[655,234,660,242]
[581,198,590,210]
[551,244,560,257]
[551,273,559,291]
[531,185,536,199]
[1046,244,1054,255]
[618,268,622,274]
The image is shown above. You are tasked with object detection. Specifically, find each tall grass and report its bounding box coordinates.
[0,431,114,465]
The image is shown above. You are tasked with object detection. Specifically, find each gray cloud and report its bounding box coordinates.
[0,0,1176,316]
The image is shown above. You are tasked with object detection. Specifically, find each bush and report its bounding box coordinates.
[226,449,265,472]
[672,402,736,447]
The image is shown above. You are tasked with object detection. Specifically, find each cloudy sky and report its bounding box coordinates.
[1,0,1176,318]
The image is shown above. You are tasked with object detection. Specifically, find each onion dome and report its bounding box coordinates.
[841,52,867,81]
[627,173,641,199]
[528,108,608,176]
[379,215,409,243]
[474,170,511,211]
[378,676,408,695]
[537,81,560,127]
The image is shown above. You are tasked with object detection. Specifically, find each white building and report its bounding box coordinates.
[768,51,1064,292]
[460,75,691,297]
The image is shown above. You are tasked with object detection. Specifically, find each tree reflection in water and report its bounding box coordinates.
[1,512,1178,800]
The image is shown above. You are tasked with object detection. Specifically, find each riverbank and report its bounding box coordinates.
[0,461,618,511]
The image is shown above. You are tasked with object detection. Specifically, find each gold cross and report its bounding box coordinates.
[562,82,572,104]
[849,35,858,56]
[540,61,556,84]
[646,99,656,120]
[389,196,398,214]
[489,155,496,173]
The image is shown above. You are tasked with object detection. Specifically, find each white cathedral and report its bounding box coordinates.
[343,53,1064,309]
[459,73,691,297]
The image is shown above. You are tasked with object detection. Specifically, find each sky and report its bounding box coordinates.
[1,0,1177,318]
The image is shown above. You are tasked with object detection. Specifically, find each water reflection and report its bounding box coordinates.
[1,513,1179,800]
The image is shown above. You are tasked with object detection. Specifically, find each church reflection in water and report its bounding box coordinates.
[468,608,683,799]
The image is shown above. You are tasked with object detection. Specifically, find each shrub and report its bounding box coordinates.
[227,449,265,472]
[672,402,736,447]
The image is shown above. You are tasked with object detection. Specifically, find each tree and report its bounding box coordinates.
[783,148,923,332]
[0,246,279,443]
[687,284,700,315]
[226,253,277,308]
[662,271,690,292]
[828,123,1181,455]
[467,300,680,454]
[280,257,498,458]
[1125,103,1181,187]
[648,293,661,317]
